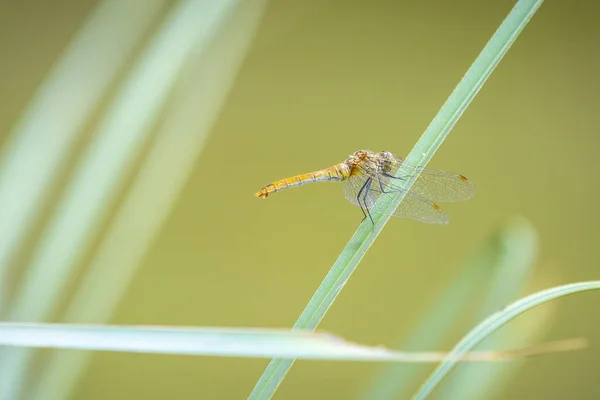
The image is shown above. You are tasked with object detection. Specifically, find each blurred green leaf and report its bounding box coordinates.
[438,218,537,399]
[0,1,239,399]
[362,217,537,400]
[0,0,166,314]
[29,2,267,399]
[468,297,558,400]
[413,280,600,399]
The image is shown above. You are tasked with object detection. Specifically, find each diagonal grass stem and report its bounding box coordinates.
[249,0,544,398]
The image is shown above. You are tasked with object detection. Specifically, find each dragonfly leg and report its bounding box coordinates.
[381,172,409,193]
[382,172,406,181]
[356,178,374,225]
[362,179,375,225]
[356,178,368,221]
[378,175,389,193]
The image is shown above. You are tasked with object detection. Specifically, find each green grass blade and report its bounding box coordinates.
[362,218,537,400]
[0,323,584,362]
[249,0,542,398]
[439,218,537,398]
[412,281,600,400]
[28,3,266,400]
[445,296,558,400]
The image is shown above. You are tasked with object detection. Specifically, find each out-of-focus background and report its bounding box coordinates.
[0,0,598,399]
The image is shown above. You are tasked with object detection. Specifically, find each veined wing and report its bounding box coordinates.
[343,173,449,224]
[384,155,475,203]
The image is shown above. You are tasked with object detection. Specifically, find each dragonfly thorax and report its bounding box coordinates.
[345,149,400,175]
[345,150,374,175]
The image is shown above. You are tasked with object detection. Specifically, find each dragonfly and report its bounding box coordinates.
[254,150,475,224]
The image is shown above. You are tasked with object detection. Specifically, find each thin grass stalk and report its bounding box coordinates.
[249,0,543,398]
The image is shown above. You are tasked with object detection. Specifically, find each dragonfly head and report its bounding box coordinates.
[378,151,396,172]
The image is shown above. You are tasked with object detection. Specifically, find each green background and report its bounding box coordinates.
[0,0,598,399]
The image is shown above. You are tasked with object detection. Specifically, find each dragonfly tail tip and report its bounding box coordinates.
[254,189,268,198]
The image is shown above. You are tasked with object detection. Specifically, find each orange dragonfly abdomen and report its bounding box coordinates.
[254,164,350,198]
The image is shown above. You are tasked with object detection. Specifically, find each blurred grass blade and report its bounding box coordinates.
[29,2,266,400]
[0,323,585,361]
[0,1,238,399]
[7,0,234,323]
[439,218,537,399]
[445,292,558,400]
[249,0,542,398]
[362,218,537,400]
[470,218,538,317]
[0,0,165,313]
[413,281,600,400]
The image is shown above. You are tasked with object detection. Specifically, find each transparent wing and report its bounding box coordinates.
[343,173,379,210]
[384,154,475,203]
[343,173,449,224]
[391,192,449,224]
